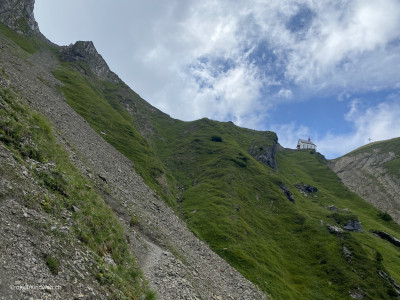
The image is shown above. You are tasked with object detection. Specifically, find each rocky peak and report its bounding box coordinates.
[0,0,39,34]
[59,41,120,83]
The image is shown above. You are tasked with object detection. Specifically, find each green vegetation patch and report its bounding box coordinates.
[0,22,50,55]
[45,254,60,275]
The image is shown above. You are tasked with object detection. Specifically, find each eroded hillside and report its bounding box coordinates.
[330,138,400,224]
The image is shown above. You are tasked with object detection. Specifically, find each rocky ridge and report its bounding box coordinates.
[59,41,121,83]
[249,135,278,170]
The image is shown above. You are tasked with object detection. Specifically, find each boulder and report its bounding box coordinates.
[295,183,318,194]
[343,220,363,232]
[373,231,400,247]
[328,225,343,234]
[279,184,295,203]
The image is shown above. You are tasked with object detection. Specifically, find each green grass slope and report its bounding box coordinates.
[52,62,178,208]
[276,150,400,298]
[145,117,400,299]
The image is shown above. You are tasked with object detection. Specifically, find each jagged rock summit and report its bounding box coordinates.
[60,41,121,83]
[0,0,39,34]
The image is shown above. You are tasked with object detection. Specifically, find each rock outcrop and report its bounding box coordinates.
[343,219,363,232]
[249,135,278,170]
[295,183,318,194]
[59,41,120,83]
[0,0,39,34]
[280,184,295,203]
[373,231,400,247]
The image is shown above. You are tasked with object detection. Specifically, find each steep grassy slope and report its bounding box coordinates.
[50,43,400,298]
[146,118,400,299]
[330,137,400,223]
[0,22,48,54]
[277,150,400,298]
[52,62,178,208]
[0,82,154,298]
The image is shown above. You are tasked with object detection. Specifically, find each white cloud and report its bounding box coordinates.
[278,89,293,98]
[34,0,400,136]
[317,100,400,158]
[285,0,400,89]
[345,99,361,121]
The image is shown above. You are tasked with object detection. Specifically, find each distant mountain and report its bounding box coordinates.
[1,0,400,299]
[330,137,400,224]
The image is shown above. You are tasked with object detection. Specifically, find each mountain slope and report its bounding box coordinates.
[330,137,400,223]
[53,47,400,297]
[0,69,154,299]
[0,1,265,299]
[34,15,400,300]
[2,1,400,299]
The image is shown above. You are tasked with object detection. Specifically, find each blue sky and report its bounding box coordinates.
[34,0,400,158]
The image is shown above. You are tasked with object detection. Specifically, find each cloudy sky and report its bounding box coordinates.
[34,0,400,158]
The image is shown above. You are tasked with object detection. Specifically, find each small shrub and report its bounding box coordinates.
[37,170,69,197]
[77,231,89,244]
[40,198,51,213]
[97,272,105,284]
[130,215,138,227]
[145,291,157,300]
[294,214,306,225]
[376,251,383,263]
[45,255,60,275]
[378,212,392,222]
[229,158,246,168]
[20,145,43,162]
[211,135,223,142]
[328,212,358,225]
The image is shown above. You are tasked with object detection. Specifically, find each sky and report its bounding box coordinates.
[34,0,400,159]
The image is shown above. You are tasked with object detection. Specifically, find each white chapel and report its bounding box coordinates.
[297,138,316,150]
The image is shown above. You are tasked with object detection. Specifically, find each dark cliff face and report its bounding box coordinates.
[0,0,39,34]
[249,134,278,170]
[59,41,121,83]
